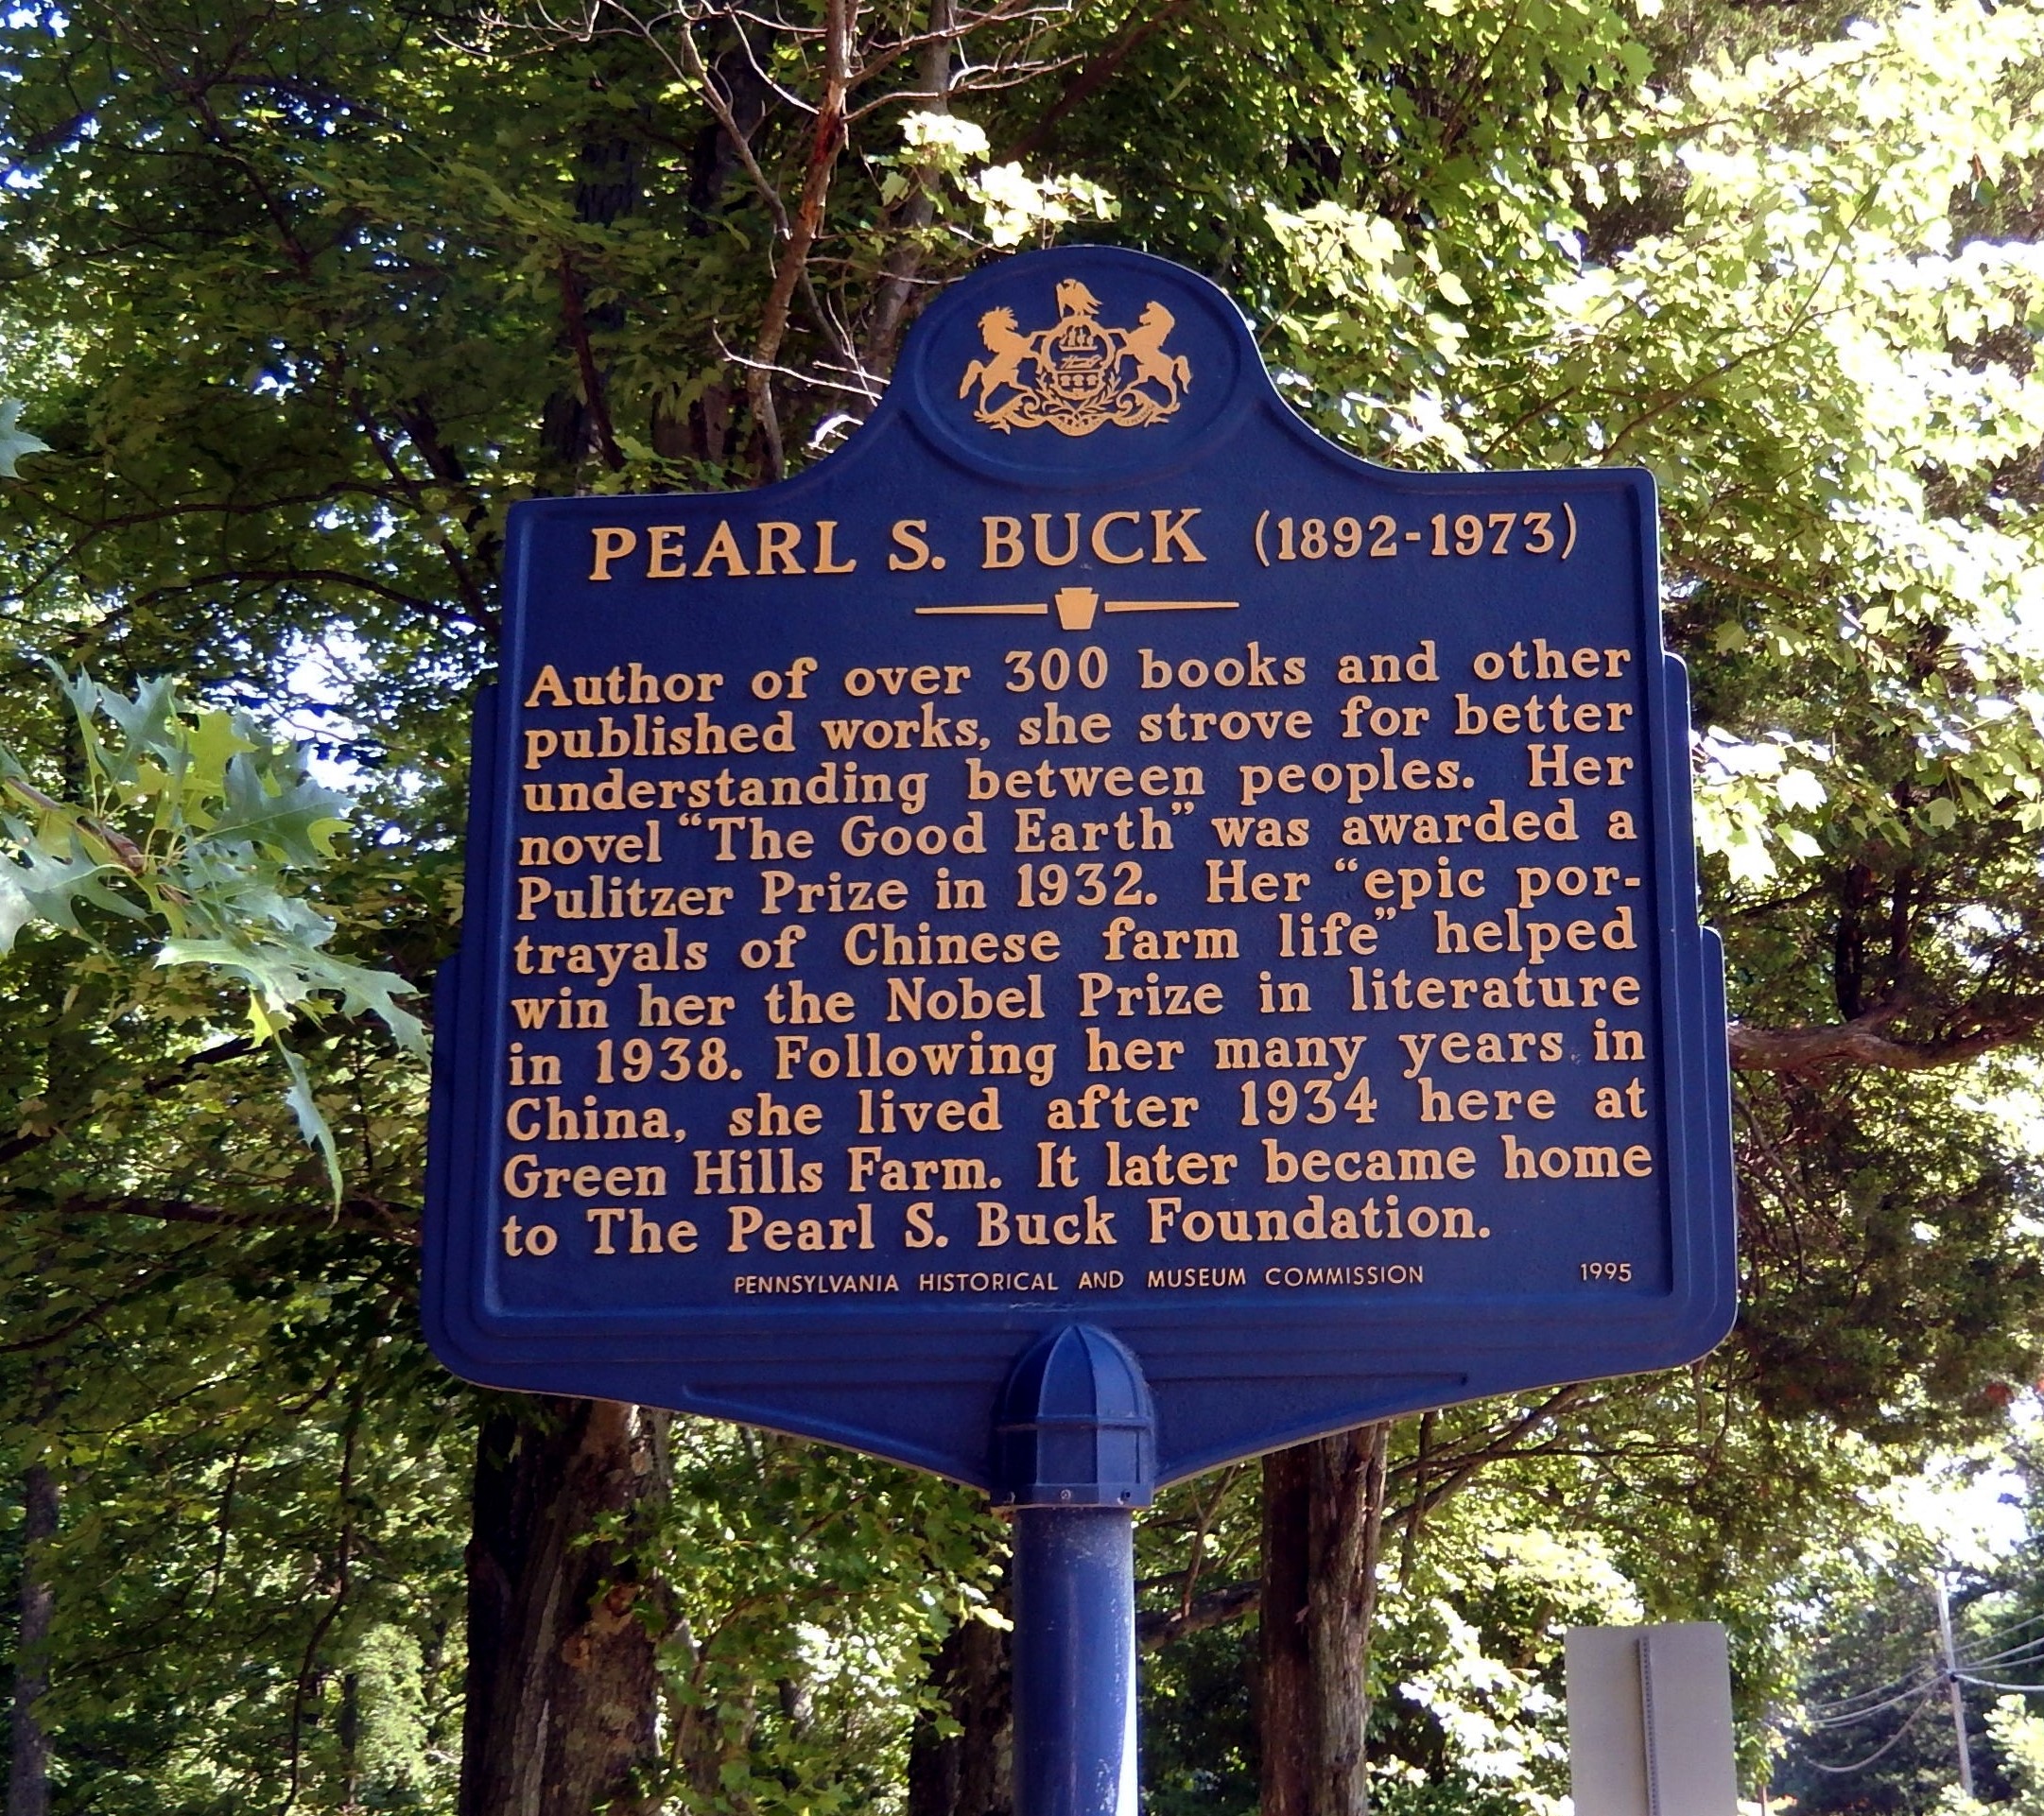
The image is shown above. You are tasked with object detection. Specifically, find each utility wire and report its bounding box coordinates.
[1956,1608,2044,1657]
[1804,1658,1942,1720]
[1961,1633,2044,1670]
[1802,1672,1944,1729]
[1795,1590,2044,1787]
[1799,1691,1942,1775]
[1801,1602,2044,1722]
[1805,1671,1941,1726]
[1804,1661,1944,1722]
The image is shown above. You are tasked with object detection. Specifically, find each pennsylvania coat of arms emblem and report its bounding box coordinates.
[959,278,1190,436]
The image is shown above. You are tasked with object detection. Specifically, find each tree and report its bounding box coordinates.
[1244,0,2044,1798]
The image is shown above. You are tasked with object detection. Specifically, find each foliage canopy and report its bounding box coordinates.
[2,0,2043,1807]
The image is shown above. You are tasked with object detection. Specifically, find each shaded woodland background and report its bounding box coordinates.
[5,0,2044,1809]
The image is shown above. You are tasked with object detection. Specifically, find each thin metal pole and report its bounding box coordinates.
[996,1324,1152,1816]
[1012,1507,1138,1816]
[1935,1572,1974,1799]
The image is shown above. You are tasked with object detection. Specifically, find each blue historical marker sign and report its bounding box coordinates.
[424,246,1736,1491]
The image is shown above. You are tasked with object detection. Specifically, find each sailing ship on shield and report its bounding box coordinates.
[959,279,1191,436]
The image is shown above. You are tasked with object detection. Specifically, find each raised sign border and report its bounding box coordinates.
[424,246,1735,1488]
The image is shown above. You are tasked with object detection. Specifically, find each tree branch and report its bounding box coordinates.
[1138,1582,1258,1649]
[861,0,955,377]
[0,1037,259,1167]
[346,391,500,636]
[998,0,1193,161]
[12,1194,418,1243]
[1383,1386,1588,1534]
[126,567,458,624]
[558,253,627,472]
[1727,1003,2040,1073]
[748,0,856,476]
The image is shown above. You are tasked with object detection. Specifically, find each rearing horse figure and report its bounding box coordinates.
[960,307,1036,416]
[1119,302,1190,408]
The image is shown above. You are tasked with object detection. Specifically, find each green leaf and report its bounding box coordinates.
[215,752,352,862]
[0,839,116,942]
[93,674,183,762]
[0,668,425,1201]
[279,1042,345,1204]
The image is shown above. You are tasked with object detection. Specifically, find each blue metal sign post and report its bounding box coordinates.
[998,1325,1152,1816]
[425,246,1736,1809]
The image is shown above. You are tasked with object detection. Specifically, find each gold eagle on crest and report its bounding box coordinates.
[960,279,1190,436]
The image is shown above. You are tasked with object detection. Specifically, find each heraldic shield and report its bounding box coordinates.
[959,276,1190,435]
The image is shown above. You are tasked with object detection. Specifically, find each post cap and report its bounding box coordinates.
[993,1324,1156,1508]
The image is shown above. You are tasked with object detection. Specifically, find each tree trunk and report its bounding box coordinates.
[536,115,644,493]
[907,1579,1013,1816]
[1259,1425,1391,1816]
[459,1398,661,1816]
[7,1462,58,1816]
[862,0,955,378]
[1259,1444,1313,1816]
